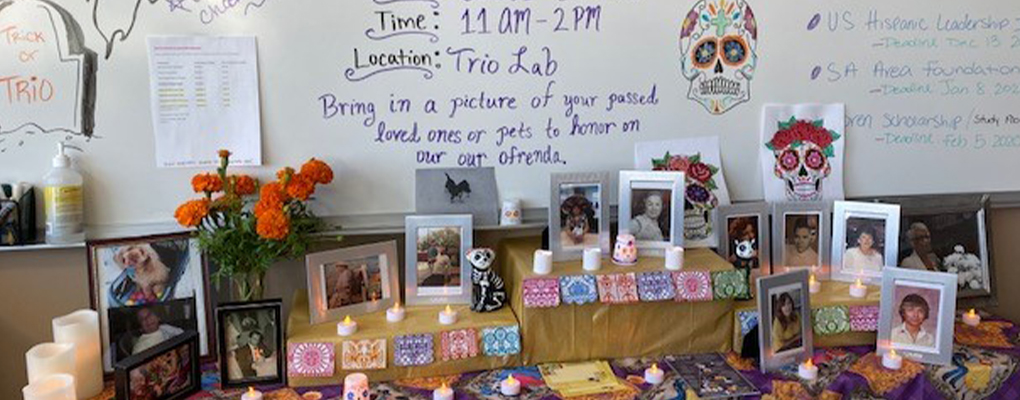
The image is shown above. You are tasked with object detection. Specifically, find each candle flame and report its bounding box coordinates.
[855,278,862,286]
[507,374,517,384]
[650,363,660,373]
[445,305,453,313]
[440,382,449,390]
[804,359,814,368]
[809,275,817,284]
[889,349,897,357]
[248,387,255,394]
[343,315,352,324]
[968,308,976,316]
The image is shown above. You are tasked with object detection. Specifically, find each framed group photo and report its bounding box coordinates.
[405,215,473,305]
[618,170,685,254]
[757,270,813,371]
[217,299,285,388]
[716,202,771,279]
[771,202,831,279]
[877,268,957,365]
[831,201,900,284]
[306,241,400,324]
[87,232,213,372]
[549,172,611,261]
[114,331,200,400]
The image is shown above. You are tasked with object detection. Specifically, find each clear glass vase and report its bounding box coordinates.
[231,270,267,301]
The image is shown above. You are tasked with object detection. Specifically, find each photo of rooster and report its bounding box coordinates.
[445,173,472,203]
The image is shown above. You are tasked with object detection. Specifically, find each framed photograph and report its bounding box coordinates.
[114,330,200,400]
[757,269,812,371]
[405,215,473,305]
[415,167,499,226]
[108,298,198,368]
[87,232,213,372]
[549,172,611,261]
[831,201,900,284]
[771,202,831,279]
[617,170,685,254]
[891,194,993,299]
[217,299,284,388]
[716,202,771,278]
[877,268,957,366]
[306,240,400,324]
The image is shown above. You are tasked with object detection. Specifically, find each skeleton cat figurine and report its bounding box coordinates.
[467,248,506,312]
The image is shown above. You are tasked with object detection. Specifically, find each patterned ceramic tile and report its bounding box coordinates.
[711,269,749,300]
[287,342,335,377]
[849,305,879,332]
[341,339,386,370]
[481,325,521,356]
[637,271,676,302]
[673,271,713,302]
[737,310,760,337]
[523,277,561,308]
[393,334,434,367]
[559,275,599,305]
[813,306,851,336]
[441,329,479,361]
[596,273,640,304]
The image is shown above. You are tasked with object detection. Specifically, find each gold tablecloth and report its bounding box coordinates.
[286,290,521,386]
[734,280,881,350]
[502,237,735,365]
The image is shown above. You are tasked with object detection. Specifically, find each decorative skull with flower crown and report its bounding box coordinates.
[765,117,842,201]
[652,152,720,242]
[679,0,758,115]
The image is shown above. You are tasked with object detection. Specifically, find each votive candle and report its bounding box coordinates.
[533,250,553,275]
[337,316,358,336]
[582,248,602,271]
[439,305,458,325]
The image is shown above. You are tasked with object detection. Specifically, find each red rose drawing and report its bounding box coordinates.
[688,162,713,183]
[668,156,690,172]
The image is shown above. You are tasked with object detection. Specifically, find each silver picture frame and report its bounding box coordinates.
[305,240,400,325]
[404,215,473,305]
[716,202,771,277]
[549,172,612,261]
[877,267,957,366]
[757,269,813,371]
[618,170,685,255]
[831,201,900,285]
[771,202,832,280]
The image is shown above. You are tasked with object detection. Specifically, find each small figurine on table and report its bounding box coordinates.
[467,248,506,312]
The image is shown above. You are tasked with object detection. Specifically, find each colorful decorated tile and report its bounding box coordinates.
[711,269,749,300]
[441,329,479,361]
[673,271,713,302]
[849,305,880,332]
[928,345,1019,399]
[737,310,759,337]
[523,277,561,308]
[481,325,521,356]
[393,334,434,367]
[596,273,639,304]
[813,306,850,336]
[287,342,335,377]
[637,271,675,302]
[559,275,599,305]
[341,339,386,370]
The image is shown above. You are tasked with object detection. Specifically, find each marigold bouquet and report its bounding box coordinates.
[174,150,334,300]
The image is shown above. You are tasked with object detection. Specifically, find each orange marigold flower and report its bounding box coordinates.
[260,182,287,205]
[218,149,232,159]
[174,198,210,227]
[277,167,295,183]
[256,208,290,240]
[285,173,316,201]
[300,158,334,185]
[234,175,257,196]
[191,173,222,193]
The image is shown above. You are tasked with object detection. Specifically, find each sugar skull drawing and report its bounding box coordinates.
[651,152,720,242]
[765,117,842,201]
[679,0,758,115]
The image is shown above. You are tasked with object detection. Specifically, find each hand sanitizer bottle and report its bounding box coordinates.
[43,143,84,244]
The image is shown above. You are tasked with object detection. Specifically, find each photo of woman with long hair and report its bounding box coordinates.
[771,291,803,353]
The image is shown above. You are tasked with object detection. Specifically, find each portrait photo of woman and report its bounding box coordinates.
[630,189,672,243]
[843,219,885,271]
[771,290,803,353]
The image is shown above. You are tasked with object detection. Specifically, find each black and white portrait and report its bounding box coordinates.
[899,211,989,293]
[630,189,673,242]
[217,300,283,387]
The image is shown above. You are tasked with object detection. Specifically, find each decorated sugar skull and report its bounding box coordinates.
[679,0,758,114]
[651,152,720,242]
[734,238,756,259]
[765,117,842,201]
[501,199,522,225]
[613,234,638,265]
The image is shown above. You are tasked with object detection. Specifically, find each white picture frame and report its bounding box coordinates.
[771,202,831,280]
[305,241,400,325]
[757,269,813,371]
[549,172,612,261]
[618,170,685,255]
[831,201,900,285]
[877,267,957,366]
[404,215,473,305]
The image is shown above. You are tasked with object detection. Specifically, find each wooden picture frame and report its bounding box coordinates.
[216,299,285,388]
[404,215,473,305]
[306,240,400,324]
[114,331,200,400]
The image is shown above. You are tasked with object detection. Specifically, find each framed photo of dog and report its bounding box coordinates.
[549,172,612,261]
[877,267,957,366]
[87,232,213,372]
[405,215,474,305]
[617,170,685,255]
[716,202,771,279]
[114,330,201,400]
[306,240,400,324]
[831,201,900,285]
[771,202,831,280]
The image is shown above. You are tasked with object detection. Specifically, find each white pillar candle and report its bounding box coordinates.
[808,275,821,294]
[386,303,406,323]
[343,373,370,400]
[51,310,103,399]
[644,363,665,385]
[500,374,521,396]
[797,359,818,380]
[22,373,76,400]
[533,250,553,275]
[25,343,76,384]
[433,383,454,400]
[664,246,684,271]
[963,309,981,327]
[849,279,867,298]
[439,305,458,325]
[337,316,358,336]
[241,387,264,400]
[582,248,602,271]
[882,349,903,370]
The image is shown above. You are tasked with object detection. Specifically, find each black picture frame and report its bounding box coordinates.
[114,331,200,400]
[216,299,285,388]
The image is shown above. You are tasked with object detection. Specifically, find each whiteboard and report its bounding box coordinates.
[1,0,1019,229]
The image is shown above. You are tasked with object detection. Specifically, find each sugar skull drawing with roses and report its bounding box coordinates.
[652,152,720,242]
[765,117,842,201]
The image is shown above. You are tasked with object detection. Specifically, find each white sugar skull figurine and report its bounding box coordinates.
[501,199,522,226]
[613,234,638,266]
[679,0,758,114]
[764,117,841,201]
[467,248,506,312]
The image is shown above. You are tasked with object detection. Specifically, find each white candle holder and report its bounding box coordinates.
[849,280,867,298]
[500,374,521,396]
[582,248,602,271]
[882,350,903,370]
[337,316,358,336]
[439,306,458,325]
[664,246,684,271]
[52,309,103,398]
[533,250,553,275]
[963,309,981,327]
[797,360,818,380]
[386,304,406,323]
[644,364,665,385]
[808,275,821,294]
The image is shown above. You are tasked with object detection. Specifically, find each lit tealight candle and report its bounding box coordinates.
[583,248,602,272]
[433,382,454,400]
[849,278,867,298]
[665,246,684,271]
[644,363,665,385]
[963,309,981,327]
[241,387,263,400]
[500,374,522,396]
[809,275,821,294]
[882,349,903,370]
[337,315,358,336]
[798,358,818,380]
[533,250,553,275]
[386,302,406,323]
[439,305,458,325]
